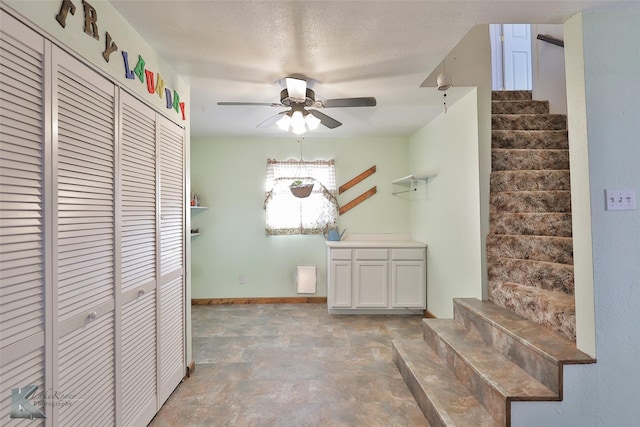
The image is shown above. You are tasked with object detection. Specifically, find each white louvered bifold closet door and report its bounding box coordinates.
[119,92,158,427]
[53,47,116,426]
[157,115,185,405]
[0,11,48,425]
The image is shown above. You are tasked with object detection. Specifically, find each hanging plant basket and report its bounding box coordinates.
[290,180,314,198]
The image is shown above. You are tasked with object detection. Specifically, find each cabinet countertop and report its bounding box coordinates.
[325,240,426,248]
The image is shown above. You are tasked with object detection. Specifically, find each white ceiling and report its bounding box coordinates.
[110,0,637,139]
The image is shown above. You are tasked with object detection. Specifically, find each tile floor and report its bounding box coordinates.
[149,303,430,426]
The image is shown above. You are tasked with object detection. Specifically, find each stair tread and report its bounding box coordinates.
[491,189,570,194]
[489,212,573,238]
[488,233,573,241]
[488,255,574,267]
[427,319,558,400]
[454,298,593,364]
[393,339,499,427]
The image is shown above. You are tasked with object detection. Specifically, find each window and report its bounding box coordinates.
[264,159,338,235]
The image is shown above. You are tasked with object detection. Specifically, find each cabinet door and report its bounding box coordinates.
[391,261,426,308]
[329,260,352,307]
[355,261,388,307]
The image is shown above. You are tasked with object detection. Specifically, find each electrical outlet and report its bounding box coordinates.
[239,274,246,284]
[605,189,637,211]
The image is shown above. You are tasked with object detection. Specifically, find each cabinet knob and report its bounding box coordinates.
[87,311,97,321]
[138,289,146,297]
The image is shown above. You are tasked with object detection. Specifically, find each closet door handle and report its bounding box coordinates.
[87,311,97,321]
[138,289,146,298]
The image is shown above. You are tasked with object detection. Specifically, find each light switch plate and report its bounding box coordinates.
[605,189,637,211]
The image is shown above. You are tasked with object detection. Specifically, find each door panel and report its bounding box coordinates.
[0,11,47,424]
[53,47,116,425]
[503,24,532,90]
[157,116,185,405]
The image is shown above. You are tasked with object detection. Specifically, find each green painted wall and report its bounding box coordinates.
[190,136,410,299]
[408,89,483,318]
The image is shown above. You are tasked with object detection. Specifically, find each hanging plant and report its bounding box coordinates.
[290,179,314,198]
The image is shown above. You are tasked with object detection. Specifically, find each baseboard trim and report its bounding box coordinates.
[186,360,195,377]
[191,297,328,305]
[424,310,437,318]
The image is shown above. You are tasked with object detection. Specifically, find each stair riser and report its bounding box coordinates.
[492,115,567,131]
[486,235,574,265]
[488,259,575,294]
[492,90,532,101]
[491,170,571,193]
[490,191,572,214]
[492,130,569,150]
[490,212,573,237]
[453,301,561,394]
[489,284,576,341]
[492,149,569,171]
[424,324,509,426]
[492,100,549,115]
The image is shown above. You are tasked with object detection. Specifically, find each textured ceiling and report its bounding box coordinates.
[110,0,637,138]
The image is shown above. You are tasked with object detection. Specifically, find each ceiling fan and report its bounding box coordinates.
[217,77,376,134]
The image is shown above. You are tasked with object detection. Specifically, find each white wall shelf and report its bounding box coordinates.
[191,206,207,236]
[392,174,436,195]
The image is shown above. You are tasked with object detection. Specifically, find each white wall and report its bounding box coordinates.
[532,24,568,114]
[190,136,410,299]
[411,25,491,317]
[513,8,640,425]
[564,14,596,357]
[409,89,483,317]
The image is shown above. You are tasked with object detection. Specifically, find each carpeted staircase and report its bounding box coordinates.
[488,90,576,341]
[392,92,594,426]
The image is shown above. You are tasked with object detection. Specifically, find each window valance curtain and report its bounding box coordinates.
[264,159,338,235]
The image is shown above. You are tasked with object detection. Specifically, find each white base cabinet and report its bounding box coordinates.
[326,241,426,314]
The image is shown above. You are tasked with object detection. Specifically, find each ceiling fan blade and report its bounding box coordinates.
[321,97,377,108]
[257,111,287,128]
[309,110,342,129]
[218,101,282,107]
[285,77,308,102]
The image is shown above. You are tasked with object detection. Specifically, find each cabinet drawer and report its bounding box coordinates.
[330,248,352,260]
[354,248,388,260]
[391,248,425,260]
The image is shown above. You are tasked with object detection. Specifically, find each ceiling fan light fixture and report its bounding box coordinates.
[285,77,307,102]
[305,113,321,130]
[276,114,291,131]
[291,110,305,128]
[291,125,307,135]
